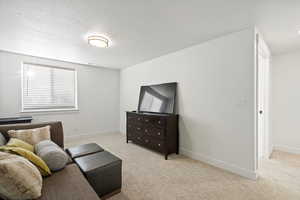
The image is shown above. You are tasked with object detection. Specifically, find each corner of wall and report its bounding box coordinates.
[180,148,258,180]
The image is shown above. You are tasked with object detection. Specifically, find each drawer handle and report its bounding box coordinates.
[157,132,161,135]
[158,143,161,147]
[158,120,161,124]
[137,127,141,130]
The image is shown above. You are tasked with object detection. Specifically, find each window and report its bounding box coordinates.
[22,63,78,112]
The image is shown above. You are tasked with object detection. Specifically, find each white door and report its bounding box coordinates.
[257,36,270,160]
[258,52,265,159]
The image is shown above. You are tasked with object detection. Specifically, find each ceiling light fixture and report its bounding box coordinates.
[87,35,110,48]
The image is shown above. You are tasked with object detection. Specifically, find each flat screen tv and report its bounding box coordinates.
[138,82,177,114]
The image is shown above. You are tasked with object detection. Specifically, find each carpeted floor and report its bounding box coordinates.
[65,133,300,200]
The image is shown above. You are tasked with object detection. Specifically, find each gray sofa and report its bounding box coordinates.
[0,121,101,200]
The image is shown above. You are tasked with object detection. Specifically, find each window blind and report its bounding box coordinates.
[22,63,77,111]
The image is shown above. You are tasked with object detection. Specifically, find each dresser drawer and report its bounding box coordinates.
[136,135,143,144]
[143,116,166,127]
[134,125,143,134]
[144,127,164,139]
[132,136,164,153]
[143,137,151,146]
[127,124,142,133]
[127,122,143,132]
[127,113,143,124]
[127,131,134,140]
[127,123,135,131]
[131,135,143,144]
[127,124,143,142]
[148,138,165,153]
[126,124,135,140]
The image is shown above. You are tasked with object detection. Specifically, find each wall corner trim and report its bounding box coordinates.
[180,148,258,180]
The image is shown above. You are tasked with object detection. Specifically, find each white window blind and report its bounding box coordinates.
[22,63,78,111]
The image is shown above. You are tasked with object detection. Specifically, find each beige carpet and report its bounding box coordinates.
[66,133,300,200]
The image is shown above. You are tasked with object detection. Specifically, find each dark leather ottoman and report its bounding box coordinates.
[74,151,122,198]
[66,143,104,159]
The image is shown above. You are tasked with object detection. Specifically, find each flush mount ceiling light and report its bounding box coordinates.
[87,35,110,48]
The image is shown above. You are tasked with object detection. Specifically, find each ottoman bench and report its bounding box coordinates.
[66,143,104,159]
[74,151,122,199]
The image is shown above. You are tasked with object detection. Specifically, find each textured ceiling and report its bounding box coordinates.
[0,0,299,68]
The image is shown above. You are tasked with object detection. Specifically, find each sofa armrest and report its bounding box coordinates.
[0,121,64,148]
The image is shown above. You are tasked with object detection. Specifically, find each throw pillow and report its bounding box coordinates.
[0,132,6,146]
[35,140,69,171]
[8,126,51,145]
[6,138,34,152]
[0,151,42,200]
[0,146,51,176]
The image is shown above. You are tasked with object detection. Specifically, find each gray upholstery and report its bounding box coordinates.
[35,140,68,171]
[0,132,6,146]
[37,164,100,200]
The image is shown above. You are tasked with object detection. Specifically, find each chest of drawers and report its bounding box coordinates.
[126,111,179,160]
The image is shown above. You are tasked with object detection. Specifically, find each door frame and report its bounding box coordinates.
[255,32,271,171]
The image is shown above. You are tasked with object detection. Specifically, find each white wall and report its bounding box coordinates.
[0,51,120,138]
[272,50,300,154]
[120,28,257,179]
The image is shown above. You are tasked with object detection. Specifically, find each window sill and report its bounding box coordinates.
[20,108,79,114]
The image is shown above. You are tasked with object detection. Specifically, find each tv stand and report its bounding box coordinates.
[126,111,179,160]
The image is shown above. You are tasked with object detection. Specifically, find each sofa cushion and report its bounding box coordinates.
[0,152,42,200]
[35,140,69,171]
[0,132,6,146]
[0,146,51,176]
[0,122,64,148]
[6,138,34,152]
[8,126,51,145]
[37,163,100,200]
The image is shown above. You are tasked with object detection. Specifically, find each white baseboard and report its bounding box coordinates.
[65,130,121,140]
[273,145,300,155]
[65,133,257,180]
[180,148,257,180]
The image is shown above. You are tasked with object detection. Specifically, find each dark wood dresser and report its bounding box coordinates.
[126,111,179,159]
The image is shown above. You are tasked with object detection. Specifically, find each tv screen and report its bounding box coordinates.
[138,82,177,114]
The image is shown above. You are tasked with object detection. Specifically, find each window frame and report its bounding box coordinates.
[21,62,79,113]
